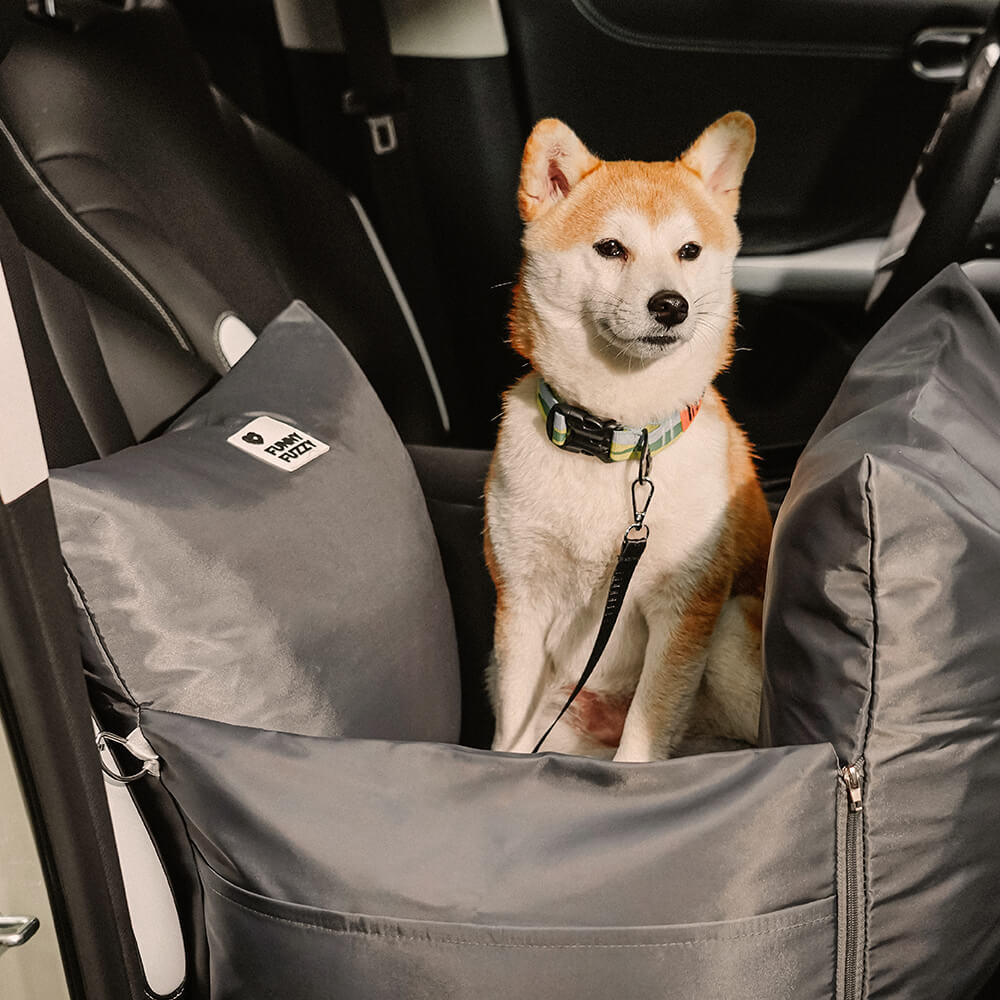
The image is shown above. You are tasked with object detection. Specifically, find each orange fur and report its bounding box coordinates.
[530,160,736,255]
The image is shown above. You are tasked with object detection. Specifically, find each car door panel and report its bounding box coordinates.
[501,0,996,253]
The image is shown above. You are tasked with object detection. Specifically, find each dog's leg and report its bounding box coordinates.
[614,572,729,762]
[488,602,554,752]
[681,594,763,749]
[613,635,707,761]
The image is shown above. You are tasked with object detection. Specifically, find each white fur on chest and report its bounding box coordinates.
[487,377,734,695]
[491,111,763,758]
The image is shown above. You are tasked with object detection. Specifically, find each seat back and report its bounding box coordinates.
[0,6,456,995]
[0,0,448,452]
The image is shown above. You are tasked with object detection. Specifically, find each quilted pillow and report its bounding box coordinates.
[762,264,1000,998]
[50,300,460,743]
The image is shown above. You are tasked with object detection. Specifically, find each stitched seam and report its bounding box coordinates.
[34,148,174,245]
[859,455,878,996]
[0,114,191,353]
[63,558,142,709]
[858,455,879,996]
[203,881,832,947]
[860,455,879,754]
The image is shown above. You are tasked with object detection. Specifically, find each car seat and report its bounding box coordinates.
[0,0,451,450]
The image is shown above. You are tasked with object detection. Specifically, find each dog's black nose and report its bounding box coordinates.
[647,290,688,327]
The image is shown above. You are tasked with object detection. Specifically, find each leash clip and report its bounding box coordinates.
[628,479,654,541]
[626,429,654,541]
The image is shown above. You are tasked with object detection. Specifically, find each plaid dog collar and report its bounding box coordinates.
[535,379,701,463]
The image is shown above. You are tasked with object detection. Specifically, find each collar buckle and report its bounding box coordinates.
[546,402,619,462]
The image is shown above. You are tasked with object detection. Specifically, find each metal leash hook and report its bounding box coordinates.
[626,429,655,541]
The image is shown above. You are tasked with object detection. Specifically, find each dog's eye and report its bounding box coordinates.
[678,242,702,261]
[593,239,628,260]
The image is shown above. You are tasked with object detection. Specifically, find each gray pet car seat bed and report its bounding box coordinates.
[51,267,1000,999]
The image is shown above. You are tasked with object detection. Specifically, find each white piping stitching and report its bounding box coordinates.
[0,115,191,353]
[348,195,451,433]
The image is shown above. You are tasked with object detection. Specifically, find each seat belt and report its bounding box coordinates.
[332,0,458,436]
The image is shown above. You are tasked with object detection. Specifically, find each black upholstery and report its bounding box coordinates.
[0,10,492,992]
[0,0,447,456]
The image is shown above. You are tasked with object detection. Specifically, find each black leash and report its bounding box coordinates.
[532,433,655,753]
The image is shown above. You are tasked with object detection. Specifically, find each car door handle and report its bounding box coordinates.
[0,914,40,955]
[910,27,984,82]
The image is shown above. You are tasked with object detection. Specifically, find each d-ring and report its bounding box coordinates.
[96,731,159,784]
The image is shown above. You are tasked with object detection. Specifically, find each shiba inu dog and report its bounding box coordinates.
[484,113,772,761]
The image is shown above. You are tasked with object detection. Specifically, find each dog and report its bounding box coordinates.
[484,113,772,762]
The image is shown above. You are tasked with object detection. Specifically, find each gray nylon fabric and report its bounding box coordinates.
[50,301,460,743]
[52,272,1000,995]
[199,868,833,1000]
[142,708,839,999]
[763,265,1000,998]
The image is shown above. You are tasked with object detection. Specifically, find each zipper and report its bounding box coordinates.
[839,758,865,1000]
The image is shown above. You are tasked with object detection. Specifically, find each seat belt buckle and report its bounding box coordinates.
[342,89,401,155]
[366,114,398,155]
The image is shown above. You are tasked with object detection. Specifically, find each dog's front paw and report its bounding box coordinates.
[612,745,654,763]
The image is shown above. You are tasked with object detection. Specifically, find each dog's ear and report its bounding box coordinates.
[518,119,601,223]
[680,112,755,216]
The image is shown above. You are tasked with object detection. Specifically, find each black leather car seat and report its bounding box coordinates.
[0,0,450,454]
[0,8,487,991]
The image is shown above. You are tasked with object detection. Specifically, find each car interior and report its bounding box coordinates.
[3,0,1000,997]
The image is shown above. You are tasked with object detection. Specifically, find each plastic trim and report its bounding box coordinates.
[94,718,185,999]
[733,239,882,301]
[0,258,48,504]
[214,312,257,371]
[274,0,509,58]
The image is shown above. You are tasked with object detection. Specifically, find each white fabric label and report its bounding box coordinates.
[227,416,329,472]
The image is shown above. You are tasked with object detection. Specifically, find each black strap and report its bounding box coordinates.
[332,0,456,434]
[336,0,402,124]
[532,533,648,753]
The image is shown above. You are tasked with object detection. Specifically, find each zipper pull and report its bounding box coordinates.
[841,762,864,813]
